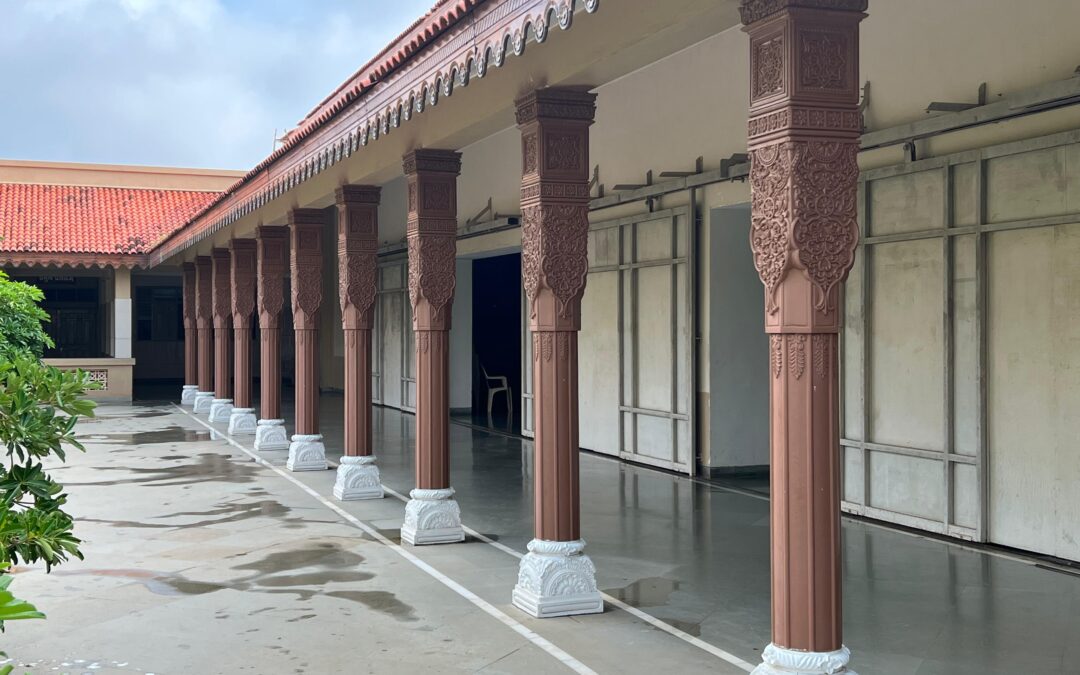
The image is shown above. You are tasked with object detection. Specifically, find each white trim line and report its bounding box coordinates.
[172,404,597,675]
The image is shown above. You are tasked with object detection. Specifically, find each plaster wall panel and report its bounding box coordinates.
[952,462,978,530]
[635,264,673,412]
[988,223,1080,561]
[868,452,944,522]
[952,235,978,456]
[578,270,620,455]
[843,251,864,442]
[951,163,979,228]
[985,146,1077,223]
[843,446,863,505]
[868,170,944,236]
[870,239,945,452]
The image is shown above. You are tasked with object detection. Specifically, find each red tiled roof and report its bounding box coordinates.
[0,183,222,255]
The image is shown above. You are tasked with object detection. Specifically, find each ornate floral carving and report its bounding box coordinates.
[800,30,847,90]
[211,249,232,326]
[520,203,589,321]
[787,334,807,380]
[422,181,452,211]
[231,241,257,321]
[749,142,794,312]
[523,133,538,174]
[752,36,784,101]
[771,335,783,378]
[256,229,288,325]
[545,133,581,171]
[407,234,457,325]
[812,334,829,379]
[182,263,196,327]
[740,0,867,25]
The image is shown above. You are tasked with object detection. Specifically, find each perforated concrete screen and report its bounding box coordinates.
[844,130,1080,559]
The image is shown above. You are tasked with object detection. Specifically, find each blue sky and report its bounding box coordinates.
[0,0,435,169]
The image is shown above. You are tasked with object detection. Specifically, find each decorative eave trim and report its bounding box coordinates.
[148,0,601,267]
[739,0,867,25]
[0,252,148,270]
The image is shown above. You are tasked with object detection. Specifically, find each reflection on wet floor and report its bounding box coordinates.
[78,425,213,445]
[604,576,682,607]
[65,452,258,487]
[53,540,418,621]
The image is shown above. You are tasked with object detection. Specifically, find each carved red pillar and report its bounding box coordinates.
[209,247,234,423]
[333,185,384,500]
[192,255,215,413]
[510,88,603,618]
[400,149,464,545]
[180,262,198,405]
[254,226,290,451]
[286,208,328,471]
[742,2,865,673]
[228,238,258,435]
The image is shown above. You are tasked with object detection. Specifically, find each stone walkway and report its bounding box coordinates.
[3,404,746,674]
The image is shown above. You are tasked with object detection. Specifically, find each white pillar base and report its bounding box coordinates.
[254,419,290,451]
[208,398,234,424]
[333,456,384,501]
[192,391,214,414]
[180,384,198,406]
[512,539,603,618]
[286,434,328,471]
[751,644,856,675]
[401,488,464,545]
[227,408,257,435]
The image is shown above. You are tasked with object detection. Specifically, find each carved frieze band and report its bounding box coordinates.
[771,334,832,379]
[515,89,597,125]
[740,0,867,25]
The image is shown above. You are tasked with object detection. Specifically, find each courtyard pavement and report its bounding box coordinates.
[5,398,1080,674]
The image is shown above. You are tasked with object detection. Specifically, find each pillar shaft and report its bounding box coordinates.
[256,226,289,420]
[742,0,865,656]
[337,185,381,457]
[403,149,461,491]
[182,262,197,386]
[516,88,596,542]
[194,256,214,391]
[230,238,257,409]
[211,248,232,399]
[289,209,325,436]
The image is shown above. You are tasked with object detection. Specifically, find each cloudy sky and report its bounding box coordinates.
[0,0,434,169]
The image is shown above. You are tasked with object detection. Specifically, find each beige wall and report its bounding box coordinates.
[0,159,243,192]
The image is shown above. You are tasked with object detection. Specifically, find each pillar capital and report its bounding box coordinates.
[229,238,257,326]
[516,87,597,333]
[404,149,460,331]
[288,209,325,330]
[194,255,213,330]
[181,262,196,330]
[744,1,864,334]
[256,225,288,329]
[211,247,232,330]
[336,185,380,330]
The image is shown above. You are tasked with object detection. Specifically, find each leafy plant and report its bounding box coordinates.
[0,272,52,360]
[0,357,95,570]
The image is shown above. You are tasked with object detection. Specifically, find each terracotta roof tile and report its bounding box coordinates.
[0,183,222,255]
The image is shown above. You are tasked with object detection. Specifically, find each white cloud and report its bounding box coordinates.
[0,0,433,168]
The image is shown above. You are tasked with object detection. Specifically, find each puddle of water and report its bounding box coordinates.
[604,576,682,607]
[77,426,212,445]
[79,499,296,529]
[66,453,259,487]
[324,590,418,622]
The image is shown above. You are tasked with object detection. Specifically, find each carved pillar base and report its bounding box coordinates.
[208,398,234,424]
[254,419,289,451]
[401,488,464,545]
[752,644,856,675]
[180,384,198,406]
[512,539,603,619]
[333,455,384,501]
[192,391,214,414]
[227,408,257,435]
[286,434,328,471]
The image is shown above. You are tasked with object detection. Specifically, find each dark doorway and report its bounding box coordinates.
[17,274,104,358]
[471,253,521,433]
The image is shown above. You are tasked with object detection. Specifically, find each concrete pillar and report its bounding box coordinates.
[400,149,464,546]
[333,185,384,501]
[741,2,865,673]
[112,267,132,359]
[209,248,234,424]
[254,226,290,451]
[193,255,215,413]
[228,238,258,435]
[510,88,602,618]
[180,262,198,405]
[286,208,328,471]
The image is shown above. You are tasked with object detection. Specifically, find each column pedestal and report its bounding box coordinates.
[751,644,856,675]
[193,391,214,413]
[401,488,463,545]
[208,398,233,424]
[227,408,257,435]
[333,455,383,500]
[180,384,198,406]
[287,434,327,471]
[512,539,602,619]
[254,419,289,451]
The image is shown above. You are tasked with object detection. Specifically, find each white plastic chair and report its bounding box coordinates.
[481,364,512,424]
